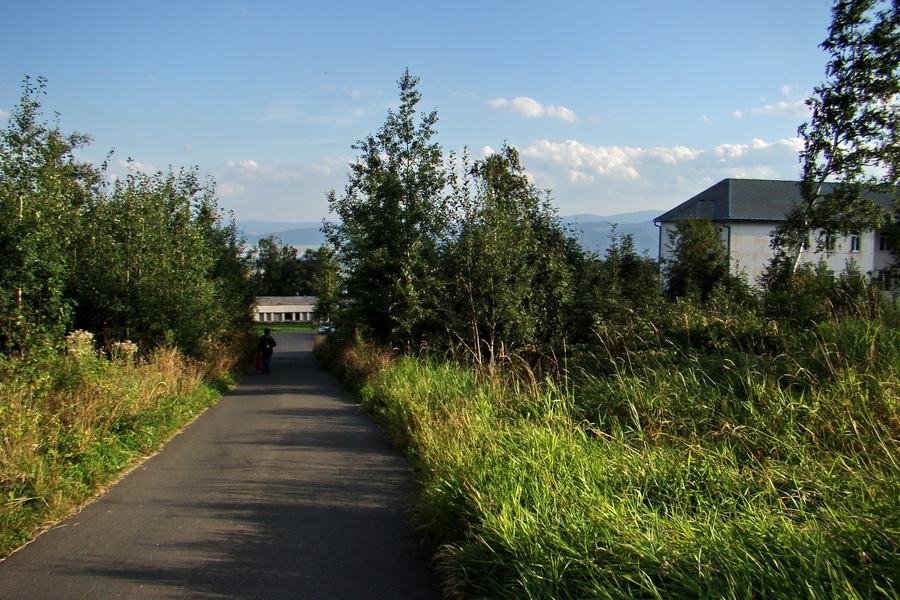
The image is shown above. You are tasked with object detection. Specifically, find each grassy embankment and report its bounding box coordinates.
[317,310,900,599]
[0,330,254,559]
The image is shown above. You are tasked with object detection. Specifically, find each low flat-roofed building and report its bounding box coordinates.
[255,296,318,323]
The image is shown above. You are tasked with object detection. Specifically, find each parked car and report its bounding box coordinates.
[318,321,334,334]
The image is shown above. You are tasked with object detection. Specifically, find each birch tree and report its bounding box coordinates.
[773,0,899,273]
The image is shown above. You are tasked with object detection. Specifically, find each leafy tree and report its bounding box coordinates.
[296,248,320,295]
[0,76,103,352]
[663,216,738,301]
[251,236,307,296]
[561,242,604,343]
[563,228,661,345]
[0,77,253,357]
[309,244,341,323]
[71,166,245,355]
[192,183,256,334]
[889,218,900,289]
[772,0,899,273]
[441,145,576,364]
[325,70,447,343]
[762,258,880,324]
[596,227,660,318]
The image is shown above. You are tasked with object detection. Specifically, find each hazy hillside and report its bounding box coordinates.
[563,209,661,225]
[240,224,330,250]
[237,209,664,257]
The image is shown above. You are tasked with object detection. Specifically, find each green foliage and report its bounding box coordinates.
[325,70,447,344]
[0,333,245,558]
[321,307,900,599]
[69,166,251,355]
[193,196,257,338]
[0,77,255,358]
[663,216,745,302]
[763,259,893,326]
[596,226,661,319]
[0,76,103,351]
[309,244,341,322]
[324,72,645,358]
[440,145,578,364]
[251,235,309,296]
[774,0,899,269]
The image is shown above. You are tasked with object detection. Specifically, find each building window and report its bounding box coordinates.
[880,233,892,252]
[850,233,861,253]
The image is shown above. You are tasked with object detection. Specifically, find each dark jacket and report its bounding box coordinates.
[258,334,277,356]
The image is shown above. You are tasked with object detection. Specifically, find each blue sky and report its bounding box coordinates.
[2,1,833,222]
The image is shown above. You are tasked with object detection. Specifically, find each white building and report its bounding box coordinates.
[255,296,318,323]
[655,179,895,285]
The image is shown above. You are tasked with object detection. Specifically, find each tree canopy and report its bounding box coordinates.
[773,0,899,273]
[0,77,255,356]
[325,70,448,344]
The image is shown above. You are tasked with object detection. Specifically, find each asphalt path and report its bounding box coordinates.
[0,331,444,599]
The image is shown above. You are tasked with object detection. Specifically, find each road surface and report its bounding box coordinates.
[0,331,443,599]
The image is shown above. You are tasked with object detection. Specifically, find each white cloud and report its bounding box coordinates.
[751,100,810,117]
[522,140,702,183]
[487,96,578,122]
[308,157,345,177]
[211,137,805,224]
[213,156,352,221]
[711,138,803,159]
[512,137,803,216]
[452,90,478,101]
[217,181,246,196]
[225,158,262,172]
[311,106,372,129]
[0,109,9,121]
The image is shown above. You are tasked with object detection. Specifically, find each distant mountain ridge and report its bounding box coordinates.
[237,209,664,257]
[563,210,662,225]
[237,220,323,236]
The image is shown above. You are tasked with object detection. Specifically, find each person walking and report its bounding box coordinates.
[258,328,277,374]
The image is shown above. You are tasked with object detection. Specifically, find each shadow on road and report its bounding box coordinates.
[0,331,442,600]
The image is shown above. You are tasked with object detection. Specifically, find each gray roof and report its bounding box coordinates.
[655,179,895,223]
[256,296,318,307]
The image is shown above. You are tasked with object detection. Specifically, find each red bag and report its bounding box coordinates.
[256,356,264,372]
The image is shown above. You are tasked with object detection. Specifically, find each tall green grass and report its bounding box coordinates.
[319,316,900,599]
[0,331,249,557]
